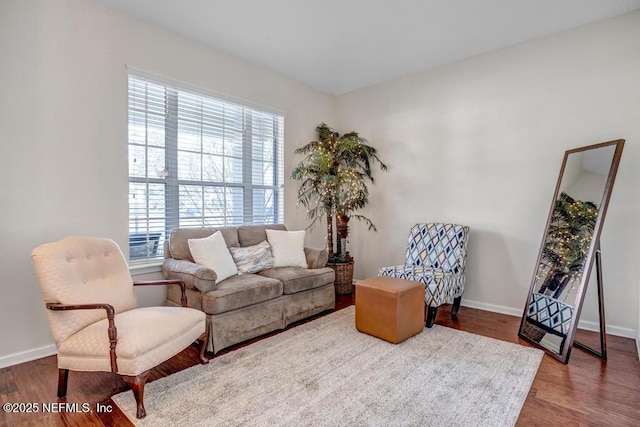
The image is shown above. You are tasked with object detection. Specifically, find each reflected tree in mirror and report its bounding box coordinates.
[536,192,598,302]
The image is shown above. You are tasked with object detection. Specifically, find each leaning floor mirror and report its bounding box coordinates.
[518,139,624,364]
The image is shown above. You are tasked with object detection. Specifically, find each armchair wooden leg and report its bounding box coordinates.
[451,296,462,320]
[122,370,150,419]
[198,332,209,364]
[425,306,438,328]
[57,369,69,398]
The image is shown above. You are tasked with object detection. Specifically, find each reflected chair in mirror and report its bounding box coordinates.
[31,237,209,419]
[378,223,470,327]
[525,292,574,354]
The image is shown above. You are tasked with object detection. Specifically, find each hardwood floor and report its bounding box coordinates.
[1,296,638,426]
[437,306,640,426]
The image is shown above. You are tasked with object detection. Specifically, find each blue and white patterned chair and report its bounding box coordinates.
[378,223,470,327]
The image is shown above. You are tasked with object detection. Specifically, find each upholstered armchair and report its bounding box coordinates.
[31,237,208,419]
[378,223,470,327]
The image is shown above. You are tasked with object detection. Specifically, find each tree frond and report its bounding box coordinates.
[290,123,388,252]
[350,214,377,231]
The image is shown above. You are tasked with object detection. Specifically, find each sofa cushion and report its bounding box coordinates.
[169,227,239,262]
[237,224,286,247]
[266,229,308,268]
[229,240,275,274]
[188,231,238,283]
[259,267,335,294]
[201,274,283,315]
[57,306,205,376]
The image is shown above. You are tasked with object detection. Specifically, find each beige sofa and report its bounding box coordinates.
[162,224,335,353]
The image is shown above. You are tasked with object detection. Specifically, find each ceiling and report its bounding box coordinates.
[92,0,640,95]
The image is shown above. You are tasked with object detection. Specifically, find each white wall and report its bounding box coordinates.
[2,0,638,365]
[0,0,332,364]
[335,11,640,334]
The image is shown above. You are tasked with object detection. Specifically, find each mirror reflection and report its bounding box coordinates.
[520,141,623,362]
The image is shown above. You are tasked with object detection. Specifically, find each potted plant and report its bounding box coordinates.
[291,123,387,293]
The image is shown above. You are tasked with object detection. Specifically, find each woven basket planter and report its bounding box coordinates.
[328,262,354,295]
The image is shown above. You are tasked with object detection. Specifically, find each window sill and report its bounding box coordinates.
[129,260,163,276]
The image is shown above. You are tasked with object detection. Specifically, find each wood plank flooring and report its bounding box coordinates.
[1,296,638,426]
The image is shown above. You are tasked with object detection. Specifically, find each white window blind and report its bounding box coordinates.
[128,74,284,262]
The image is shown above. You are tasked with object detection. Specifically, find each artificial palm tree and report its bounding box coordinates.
[538,192,598,299]
[291,123,387,260]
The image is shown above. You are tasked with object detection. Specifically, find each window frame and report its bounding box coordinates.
[127,73,284,264]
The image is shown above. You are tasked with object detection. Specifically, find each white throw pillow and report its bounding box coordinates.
[265,229,308,268]
[188,231,237,283]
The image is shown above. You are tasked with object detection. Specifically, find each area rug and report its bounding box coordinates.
[113,306,543,426]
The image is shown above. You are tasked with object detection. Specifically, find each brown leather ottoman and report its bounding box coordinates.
[355,276,425,344]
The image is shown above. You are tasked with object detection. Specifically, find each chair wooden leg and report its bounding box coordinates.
[57,369,69,398]
[198,332,210,364]
[425,306,438,328]
[122,370,150,419]
[451,296,462,320]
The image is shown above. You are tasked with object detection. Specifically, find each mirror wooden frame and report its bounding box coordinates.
[518,139,624,363]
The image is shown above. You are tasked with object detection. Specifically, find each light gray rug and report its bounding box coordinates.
[113,306,543,426]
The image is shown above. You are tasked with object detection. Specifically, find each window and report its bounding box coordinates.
[128,74,284,262]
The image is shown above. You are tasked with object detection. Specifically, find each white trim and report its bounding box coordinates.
[576,318,637,339]
[461,298,637,339]
[0,344,56,369]
[461,299,523,317]
[636,330,640,362]
[129,261,163,276]
[126,65,287,117]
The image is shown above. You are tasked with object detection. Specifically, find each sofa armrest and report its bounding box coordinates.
[162,258,218,293]
[304,247,328,269]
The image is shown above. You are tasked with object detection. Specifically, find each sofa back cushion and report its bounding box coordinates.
[169,227,239,262]
[169,224,289,261]
[237,224,287,247]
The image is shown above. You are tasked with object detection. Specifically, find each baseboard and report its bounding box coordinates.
[461,299,523,317]
[637,331,640,361]
[576,319,637,339]
[0,344,56,369]
[461,299,638,339]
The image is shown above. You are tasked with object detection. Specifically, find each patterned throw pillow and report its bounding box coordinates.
[229,240,275,274]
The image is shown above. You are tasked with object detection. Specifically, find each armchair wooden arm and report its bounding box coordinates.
[133,279,187,307]
[46,302,119,377]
